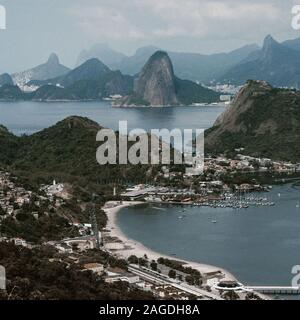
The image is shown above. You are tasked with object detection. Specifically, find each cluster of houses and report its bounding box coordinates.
[153,154,300,197]
[119,152,300,204]
[187,153,300,180]
[120,182,263,204]
[0,172,72,249]
[40,180,65,203]
[235,154,300,172]
[205,154,300,175]
[0,173,67,220]
[0,171,32,218]
[47,235,98,254]
[0,236,31,248]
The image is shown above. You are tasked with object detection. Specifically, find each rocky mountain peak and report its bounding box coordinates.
[47,53,60,65]
[133,51,179,106]
[0,73,13,86]
[213,80,272,128]
[205,82,300,162]
[263,35,278,47]
[261,35,280,57]
[12,53,70,88]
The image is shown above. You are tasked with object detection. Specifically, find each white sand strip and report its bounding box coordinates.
[103,201,236,281]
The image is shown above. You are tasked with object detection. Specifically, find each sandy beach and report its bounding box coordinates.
[103,201,237,281]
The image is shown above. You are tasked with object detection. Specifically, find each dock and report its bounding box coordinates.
[245,286,300,295]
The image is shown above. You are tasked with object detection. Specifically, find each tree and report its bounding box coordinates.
[0,206,6,216]
[168,269,176,279]
[157,257,165,264]
[71,243,79,252]
[194,277,202,286]
[128,255,138,264]
[138,258,148,267]
[150,261,157,271]
[222,291,239,300]
[185,275,194,285]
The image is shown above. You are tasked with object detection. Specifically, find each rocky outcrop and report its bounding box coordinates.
[133,51,179,106]
[0,73,13,86]
[12,53,70,89]
[118,51,219,106]
[212,80,272,131]
[205,80,300,162]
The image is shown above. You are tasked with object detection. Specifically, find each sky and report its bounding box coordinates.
[1,0,300,73]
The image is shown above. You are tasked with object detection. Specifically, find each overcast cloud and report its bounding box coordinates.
[0,0,300,72]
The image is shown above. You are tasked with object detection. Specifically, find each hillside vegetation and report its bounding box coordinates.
[205,80,300,162]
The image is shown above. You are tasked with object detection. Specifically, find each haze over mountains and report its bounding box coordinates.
[2,35,300,103]
[219,35,300,88]
[76,44,127,68]
[77,43,260,83]
[75,35,300,87]
[12,53,71,90]
[23,58,134,101]
[0,50,220,104]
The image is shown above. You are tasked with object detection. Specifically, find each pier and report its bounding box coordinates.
[245,286,300,295]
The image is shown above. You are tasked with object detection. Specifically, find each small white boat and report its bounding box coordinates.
[212,220,217,224]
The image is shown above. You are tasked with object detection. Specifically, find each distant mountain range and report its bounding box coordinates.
[205,80,300,162]
[219,35,300,88]
[77,43,259,83]
[3,35,300,103]
[118,51,219,106]
[27,58,134,100]
[282,37,300,51]
[76,35,300,87]
[0,51,219,104]
[12,53,70,90]
[76,43,127,68]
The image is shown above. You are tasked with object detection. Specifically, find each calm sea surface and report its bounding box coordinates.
[0,101,223,135]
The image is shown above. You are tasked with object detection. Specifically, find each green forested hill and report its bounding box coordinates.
[0,116,163,187]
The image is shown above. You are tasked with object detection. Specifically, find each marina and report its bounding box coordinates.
[125,186,277,210]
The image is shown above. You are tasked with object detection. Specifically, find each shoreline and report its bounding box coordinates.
[103,201,237,281]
